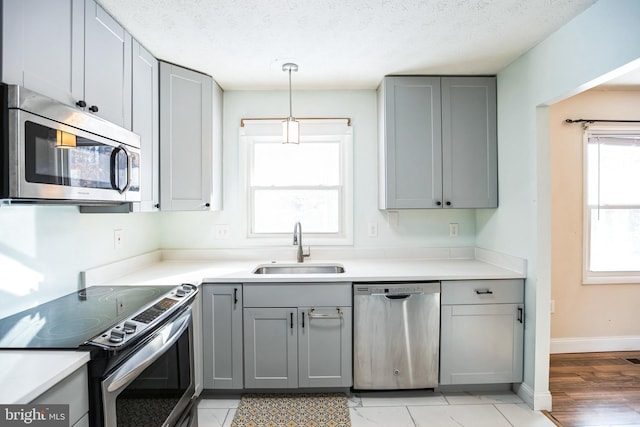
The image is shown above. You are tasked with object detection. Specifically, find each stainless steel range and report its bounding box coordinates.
[0,284,199,427]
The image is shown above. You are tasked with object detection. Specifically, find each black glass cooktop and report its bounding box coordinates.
[0,285,173,349]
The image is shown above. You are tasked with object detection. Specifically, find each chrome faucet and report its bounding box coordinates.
[293,221,310,263]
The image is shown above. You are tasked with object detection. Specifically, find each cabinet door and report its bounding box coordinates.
[244,308,298,388]
[379,76,442,209]
[2,0,84,106]
[84,0,132,128]
[202,285,243,389]
[159,62,213,211]
[441,77,497,208]
[440,303,524,385]
[298,307,352,388]
[132,39,159,212]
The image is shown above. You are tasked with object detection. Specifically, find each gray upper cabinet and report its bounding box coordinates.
[2,0,85,106]
[202,284,243,389]
[159,62,214,211]
[2,0,133,129]
[378,76,497,209]
[441,77,497,208]
[132,40,159,212]
[378,76,442,209]
[84,0,132,128]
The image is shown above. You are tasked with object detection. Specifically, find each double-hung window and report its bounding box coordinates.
[241,119,353,244]
[583,126,640,283]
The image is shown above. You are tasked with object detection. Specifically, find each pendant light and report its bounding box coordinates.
[282,63,299,144]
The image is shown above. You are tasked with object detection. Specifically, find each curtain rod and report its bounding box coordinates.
[241,117,351,127]
[565,118,640,124]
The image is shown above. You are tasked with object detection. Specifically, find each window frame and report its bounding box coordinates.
[582,125,640,284]
[239,119,353,246]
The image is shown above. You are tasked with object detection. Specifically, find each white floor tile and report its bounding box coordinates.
[495,404,559,427]
[358,390,448,407]
[197,398,240,409]
[350,406,415,427]
[444,391,524,405]
[409,404,512,427]
[348,394,363,407]
[222,409,236,427]
[197,408,230,427]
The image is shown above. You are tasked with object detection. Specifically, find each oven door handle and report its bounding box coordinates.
[104,307,192,393]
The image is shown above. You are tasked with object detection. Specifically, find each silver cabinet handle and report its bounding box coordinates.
[308,308,343,319]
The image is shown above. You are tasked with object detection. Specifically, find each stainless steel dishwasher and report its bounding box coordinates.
[353,282,440,389]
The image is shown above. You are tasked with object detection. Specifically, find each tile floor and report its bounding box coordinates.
[197,390,556,427]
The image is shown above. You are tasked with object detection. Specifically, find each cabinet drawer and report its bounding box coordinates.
[243,283,351,307]
[441,280,523,305]
[32,366,88,426]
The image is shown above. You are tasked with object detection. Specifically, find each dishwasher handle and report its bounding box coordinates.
[371,291,425,299]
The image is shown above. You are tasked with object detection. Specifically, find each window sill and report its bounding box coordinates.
[582,273,640,285]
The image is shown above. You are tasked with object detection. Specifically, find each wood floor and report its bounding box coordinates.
[549,351,640,426]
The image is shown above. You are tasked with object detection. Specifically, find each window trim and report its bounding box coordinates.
[582,125,640,284]
[239,119,353,246]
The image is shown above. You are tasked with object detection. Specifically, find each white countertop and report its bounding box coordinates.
[84,248,526,287]
[0,350,90,404]
[0,247,524,406]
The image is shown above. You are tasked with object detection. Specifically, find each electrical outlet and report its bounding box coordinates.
[449,223,459,237]
[367,222,378,237]
[114,229,124,249]
[215,224,231,239]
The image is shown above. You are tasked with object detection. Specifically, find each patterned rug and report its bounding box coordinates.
[231,393,351,427]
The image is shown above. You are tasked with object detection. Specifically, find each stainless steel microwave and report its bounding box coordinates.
[0,84,141,204]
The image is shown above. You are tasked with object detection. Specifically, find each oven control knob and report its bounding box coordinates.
[122,321,137,334]
[109,330,125,343]
[175,289,186,298]
[181,284,193,293]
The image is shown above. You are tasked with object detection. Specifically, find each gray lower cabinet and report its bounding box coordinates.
[244,307,298,389]
[31,365,89,427]
[243,282,352,389]
[440,280,524,385]
[378,75,497,209]
[298,306,352,388]
[202,284,243,389]
[243,306,352,389]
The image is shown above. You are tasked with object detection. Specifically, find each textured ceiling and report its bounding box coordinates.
[96,0,600,90]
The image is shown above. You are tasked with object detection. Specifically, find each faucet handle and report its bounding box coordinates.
[303,246,311,258]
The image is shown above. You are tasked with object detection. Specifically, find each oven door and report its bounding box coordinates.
[100,307,196,427]
[6,108,141,203]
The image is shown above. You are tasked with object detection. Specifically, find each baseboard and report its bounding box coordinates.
[550,336,640,354]
[513,382,552,411]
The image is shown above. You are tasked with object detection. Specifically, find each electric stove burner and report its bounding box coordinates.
[78,287,115,299]
[40,317,106,339]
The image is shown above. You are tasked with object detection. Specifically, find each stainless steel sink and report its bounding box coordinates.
[252,264,345,274]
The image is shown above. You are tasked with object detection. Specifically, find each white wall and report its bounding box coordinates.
[159,90,477,250]
[0,206,160,318]
[476,0,640,410]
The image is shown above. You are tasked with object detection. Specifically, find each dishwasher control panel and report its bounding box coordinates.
[353,282,440,295]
